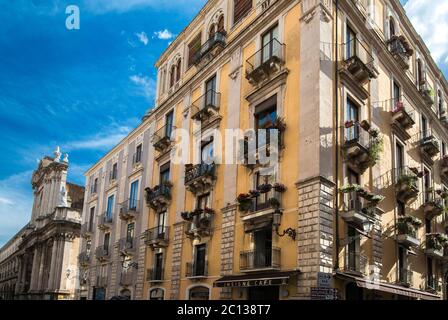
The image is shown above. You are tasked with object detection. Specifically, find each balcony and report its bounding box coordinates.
[146,267,164,283]
[426,275,441,292]
[183,209,214,240]
[419,83,434,107]
[396,216,421,248]
[191,31,226,68]
[423,192,445,220]
[419,131,440,162]
[120,270,135,287]
[132,152,143,169]
[246,39,285,86]
[97,212,113,230]
[397,268,413,287]
[425,233,447,259]
[186,260,208,279]
[387,35,413,70]
[394,167,420,203]
[144,226,169,249]
[152,125,173,153]
[96,276,108,288]
[440,156,448,180]
[78,252,91,266]
[343,251,368,276]
[340,190,383,228]
[341,38,378,85]
[240,247,281,272]
[81,222,94,238]
[95,246,110,262]
[190,90,221,123]
[145,183,172,211]
[185,163,216,194]
[390,98,415,141]
[119,199,140,220]
[342,123,381,173]
[118,238,136,256]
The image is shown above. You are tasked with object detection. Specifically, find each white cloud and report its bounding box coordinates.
[404,0,448,64]
[129,74,156,100]
[0,197,13,206]
[154,29,175,40]
[64,126,132,151]
[135,31,149,45]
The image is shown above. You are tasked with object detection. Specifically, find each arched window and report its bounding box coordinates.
[218,15,225,33]
[176,59,182,82]
[149,288,164,300]
[209,24,216,40]
[188,286,210,300]
[389,17,396,38]
[170,64,176,88]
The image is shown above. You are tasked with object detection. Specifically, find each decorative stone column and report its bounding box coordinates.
[296,176,335,299]
[219,204,237,299]
[169,222,184,300]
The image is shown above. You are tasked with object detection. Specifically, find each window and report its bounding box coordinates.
[197,193,210,210]
[417,59,426,87]
[389,17,396,38]
[395,142,404,172]
[154,253,164,280]
[106,195,115,220]
[254,173,275,211]
[111,163,118,180]
[194,244,207,276]
[201,139,214,164]
[89,207,95,231]
[160,68,167,94]
[346,98,359,141]
[170,64,176,88]
[255,96,277,149]
[421,115,428,138]
[347,169,360,210]
[218,15,225,33]
[150,288,164,300]
[346,25,356,59]
[438,90,443,116]
[205,75,217,106]
[92,177,98,194]
[165,111,174,138]
[129,180,139,209]
[261,25,279,64]
[103,233,110,252]
[157,211,166,235]
[398,246,407,281]
[253,226,273,268]
[160,163,170,184]
[135,144,142,164]
[176,59,182,82]
[347,226,360,271]
[188,33,202,68]
[233,0,252,25]
[393,81,401,109]
[423,167,431,202]
[126,223,135,246]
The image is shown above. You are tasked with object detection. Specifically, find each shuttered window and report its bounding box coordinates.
[188,33,202,68]
[234,0,252,25]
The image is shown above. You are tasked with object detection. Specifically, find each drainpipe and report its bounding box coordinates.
[334,0,340,271]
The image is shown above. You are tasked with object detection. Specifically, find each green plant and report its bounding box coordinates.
[269,197,281,209]
[339,184,362,193]
[368,135,384,166]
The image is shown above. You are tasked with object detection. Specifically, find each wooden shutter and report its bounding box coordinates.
[188,33,202,67]
[234,0,252,25]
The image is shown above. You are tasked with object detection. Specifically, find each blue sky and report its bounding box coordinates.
[0,0,447,247]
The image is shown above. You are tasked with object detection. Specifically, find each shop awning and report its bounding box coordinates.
[214,271,299,288]
[336,272,441,300]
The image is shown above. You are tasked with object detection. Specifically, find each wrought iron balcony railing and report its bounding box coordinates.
[144,226,170,248]
[146,267,164,282]
[246,38,285,85]
[192,31,226,66]
[78,251,91,265]
[423,192,445,220]
[394,167,420,203]
[95,246,110,261]
[145,183,172,210]
[119,199,140,220]
[118,237,136,254]
[387,35,413,70]
[240,247,281,271]
[344,251,368,275]
[186,260,208,278]
[398,268,413,287]
[184,163,216,194]
[97,212,113,229]
[152,124,173,152]
[419,130,440,159]
[342,38,378,84]
[190,90,221,122]
[426,275,440,292]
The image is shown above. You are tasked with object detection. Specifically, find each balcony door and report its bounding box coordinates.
[421,115,428,139]
[393,82,401,109]
[194,244,206,276]
[165,111,174,138]
[160,163,170,185]
[103,233,110,253]
[255,96,277,151]
[157,211,166,238]
[154,253,163,280]
[346,25,356,59]
[346,98,359,141]
[205,76,216,107]
[89,207,95,231]
[347,226,360,272]
[126,223,134,247]
[261,25,279,65]
[129,180,139,210]
[347,169,360,211]
[253,226,272,268]
[106,195,114,220]
[201,139,214,165]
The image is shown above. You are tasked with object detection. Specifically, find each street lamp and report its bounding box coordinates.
[272,209,296,241]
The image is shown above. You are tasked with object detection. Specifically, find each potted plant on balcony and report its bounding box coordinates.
[345,120,355,128]
[249,189,261,198]
[181,211,193,221]
[257,183,273,194]
[426,233,448,251]
[360,120,371,131]
[273,183,287,193]
[273,117,287,132]
[237,193,253,212]
[269,197,281,210]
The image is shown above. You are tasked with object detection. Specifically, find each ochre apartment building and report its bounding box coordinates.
[78,0,448,300]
